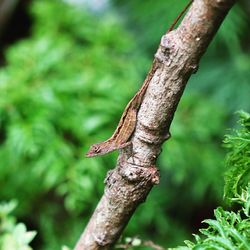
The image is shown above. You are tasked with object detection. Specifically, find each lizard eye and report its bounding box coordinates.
[93,145,101,153]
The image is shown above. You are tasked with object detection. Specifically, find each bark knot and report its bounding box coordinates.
[155,33,178,65]
[118,164,160,185]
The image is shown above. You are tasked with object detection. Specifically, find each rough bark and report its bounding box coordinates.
[74,0,236,249]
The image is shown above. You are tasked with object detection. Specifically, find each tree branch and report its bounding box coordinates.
[74,0,236,249]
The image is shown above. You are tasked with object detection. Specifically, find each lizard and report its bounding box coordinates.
[86,0,193,157]
[86,61,159,157]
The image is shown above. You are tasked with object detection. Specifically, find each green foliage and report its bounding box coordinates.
[224,111,250,201]
[182,186,250,250]
[0,0,249,249]
[161,95,226,201]
[0,0,146,249]
[118,200,250,249]
[0,201,36,250]
[177,112,250,250]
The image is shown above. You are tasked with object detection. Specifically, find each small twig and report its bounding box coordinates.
[167,0,193,33]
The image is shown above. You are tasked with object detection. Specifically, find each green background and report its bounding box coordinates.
[0,0,249,249]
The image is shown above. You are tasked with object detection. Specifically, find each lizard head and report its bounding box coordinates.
[85,143,102,157]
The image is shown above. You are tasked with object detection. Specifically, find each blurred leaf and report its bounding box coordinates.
[223,111,250,201]
[0,201,36,250]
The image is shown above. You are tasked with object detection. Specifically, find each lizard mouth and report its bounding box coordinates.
[85,145,101,157]
[85,151,95,157]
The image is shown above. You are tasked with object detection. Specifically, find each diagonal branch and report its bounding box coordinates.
[74,0,236,249]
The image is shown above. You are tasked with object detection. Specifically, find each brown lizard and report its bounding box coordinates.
[86,0,193,157]
[86,61,159,157]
